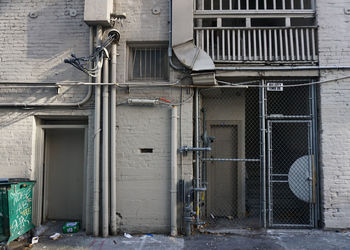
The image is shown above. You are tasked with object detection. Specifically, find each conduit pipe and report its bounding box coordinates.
[93,25,103,237]
[170,106,178,236]
[0,85,92,107]
[102,56,109,237]
[85,25,94,235]
[215,65,350,71]
[110,42,117,235]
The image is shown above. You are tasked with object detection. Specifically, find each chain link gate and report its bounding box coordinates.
[264,80,317,228]
[195,79,318,230]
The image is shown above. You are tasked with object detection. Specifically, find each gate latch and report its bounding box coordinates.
[178,146,211,156]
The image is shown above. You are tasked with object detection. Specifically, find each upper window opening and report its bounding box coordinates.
[128,44,169,81]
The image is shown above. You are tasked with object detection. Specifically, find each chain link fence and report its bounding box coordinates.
[195,80,316,230]
[266,80,315,227]
[196,86,262,229]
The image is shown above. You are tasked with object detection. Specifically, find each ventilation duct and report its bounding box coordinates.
[171,0,216,85]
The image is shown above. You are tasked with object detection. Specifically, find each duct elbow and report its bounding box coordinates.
[172,41,216,86]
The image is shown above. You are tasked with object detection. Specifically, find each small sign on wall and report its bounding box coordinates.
[267,82,284,91]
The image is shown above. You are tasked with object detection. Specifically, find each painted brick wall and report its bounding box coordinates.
[0,0,89,82]
[115,88,193,233]
[0,0,193,235]
[317,0,350,229]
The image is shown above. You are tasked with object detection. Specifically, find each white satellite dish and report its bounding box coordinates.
[288,155,312,203]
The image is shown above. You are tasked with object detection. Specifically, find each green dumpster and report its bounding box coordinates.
[0,179,35,247]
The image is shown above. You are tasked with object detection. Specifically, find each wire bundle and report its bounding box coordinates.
[64,34,116,77]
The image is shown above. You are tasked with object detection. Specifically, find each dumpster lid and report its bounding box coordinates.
[0,178,33,183]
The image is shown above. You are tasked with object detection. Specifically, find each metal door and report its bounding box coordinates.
[207,124,238,218]
[44,128,85,221]
[267,120,315,227]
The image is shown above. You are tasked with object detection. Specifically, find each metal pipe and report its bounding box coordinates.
[216,65,350,71]
[194,89,200,225]
[170,106,178,236]
[0,85,92,107]
[102,56,109,237]
[110,42,118,235]
[85,25,94,235]
[259,79,267,228]
[93,25,103,237]
[184,187,206,236]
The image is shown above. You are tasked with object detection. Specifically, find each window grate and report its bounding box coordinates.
[129,46,169,81]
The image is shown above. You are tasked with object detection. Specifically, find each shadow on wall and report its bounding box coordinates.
[26,1,89,82]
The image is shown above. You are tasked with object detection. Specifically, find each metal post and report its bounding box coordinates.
[195,88,200,224]
[310,82,319,227]
[259,79,267,228]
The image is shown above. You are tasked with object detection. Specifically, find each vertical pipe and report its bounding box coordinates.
[195,89,200,224]
[93,25,103,237]
[171,106,178,236]
[102,56,109,237]
[259,80,267,228]
[311,82,319,227]
[85,25,94,235]
[110,43,117,236]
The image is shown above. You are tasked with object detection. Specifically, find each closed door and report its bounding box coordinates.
[44,128,85,221]
[208,124,238,217]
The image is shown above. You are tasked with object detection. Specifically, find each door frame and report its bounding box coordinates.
[34,124,87,225]
[206,120,246,219]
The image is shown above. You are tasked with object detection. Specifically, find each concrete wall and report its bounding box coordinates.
[317,0,350,229]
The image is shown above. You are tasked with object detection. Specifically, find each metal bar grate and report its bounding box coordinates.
[130,46,168,81]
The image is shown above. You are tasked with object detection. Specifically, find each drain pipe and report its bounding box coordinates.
[85,25,94,234]
[170,105,178,236]
[93,25,103,237]
[110,42,117,235]
[102,56,109,237]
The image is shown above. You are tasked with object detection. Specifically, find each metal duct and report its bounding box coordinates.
[171,0,216,85]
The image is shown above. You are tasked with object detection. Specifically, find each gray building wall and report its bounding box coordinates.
[0,0,192,234]
[1,0,350,233]
[317,0,350,229]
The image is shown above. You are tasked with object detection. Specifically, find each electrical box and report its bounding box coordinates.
[84,0,113,26]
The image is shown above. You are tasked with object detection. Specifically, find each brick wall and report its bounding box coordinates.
[317,0,350,229]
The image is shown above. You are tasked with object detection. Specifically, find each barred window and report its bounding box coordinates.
[128,45,169,81]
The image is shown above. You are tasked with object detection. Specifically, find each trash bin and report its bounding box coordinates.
[0,178,35,248]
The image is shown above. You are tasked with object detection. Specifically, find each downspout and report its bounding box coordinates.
[110,42,117,235]
[93,25,103,237]
[85,25,94,235]
[170,106,178,236]
[102,56,109,237]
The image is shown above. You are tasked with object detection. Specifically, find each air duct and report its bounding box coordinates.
[171,0,216,86]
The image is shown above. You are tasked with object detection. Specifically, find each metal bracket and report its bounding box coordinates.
[178,146,211,156]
